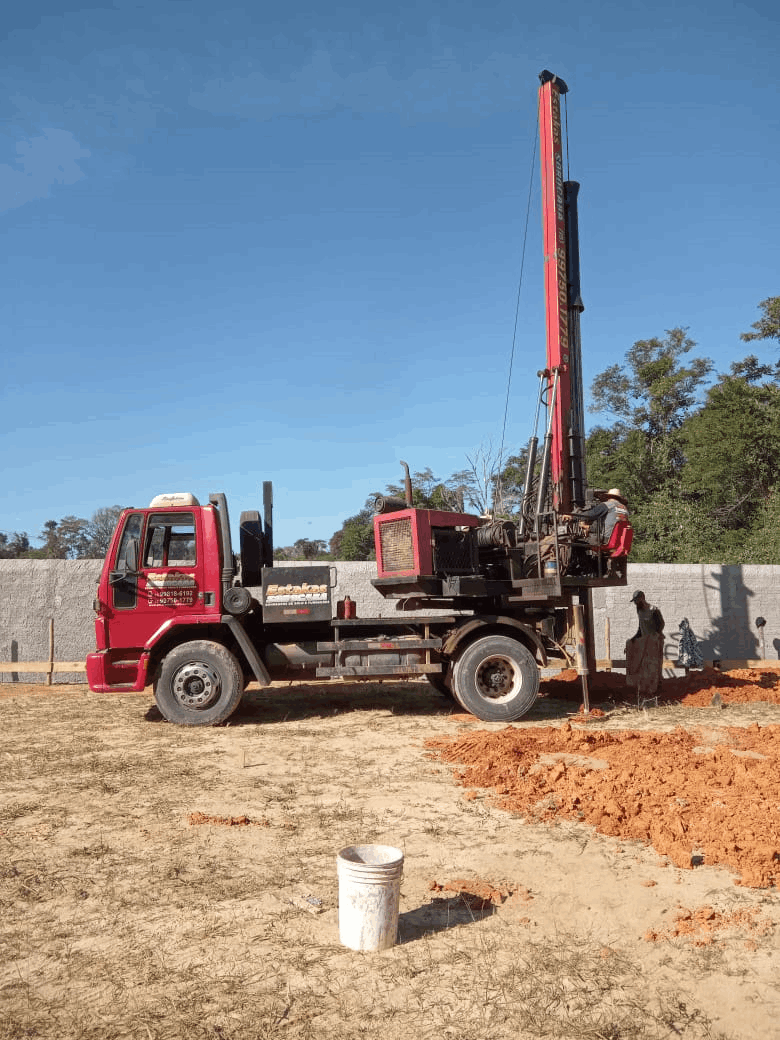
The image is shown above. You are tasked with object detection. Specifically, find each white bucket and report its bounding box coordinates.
[336,844,404,951]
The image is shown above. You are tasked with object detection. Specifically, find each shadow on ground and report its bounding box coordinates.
[398,895,494,943]
[143,682,580,727]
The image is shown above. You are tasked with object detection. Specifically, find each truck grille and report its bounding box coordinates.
[378,517,415,573]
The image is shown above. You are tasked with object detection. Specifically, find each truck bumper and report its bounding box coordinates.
[86,650,150,693]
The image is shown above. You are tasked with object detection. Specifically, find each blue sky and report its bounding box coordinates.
[2,0,778,550]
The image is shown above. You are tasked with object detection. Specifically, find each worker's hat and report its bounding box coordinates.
[607,488,628,504]
[630,590,644,603]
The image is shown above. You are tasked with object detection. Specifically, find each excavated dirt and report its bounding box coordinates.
[427,877,531,909]
[426,717,780,888]
[644,905,773,947]
[541,665,780,706]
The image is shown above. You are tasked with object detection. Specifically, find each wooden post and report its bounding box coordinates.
[604,618,611,671]
[47,618,54,686]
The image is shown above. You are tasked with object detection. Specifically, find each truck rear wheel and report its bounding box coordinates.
[154,641,243,726]
[452,635,539,722]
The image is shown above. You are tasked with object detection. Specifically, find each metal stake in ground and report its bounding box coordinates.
[573,603,590,714]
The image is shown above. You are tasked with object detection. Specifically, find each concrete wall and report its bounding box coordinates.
[0,559,102,682]
[1,559,777,682]
[594,564,779,665]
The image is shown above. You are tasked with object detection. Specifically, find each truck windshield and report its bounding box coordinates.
[144,513,196,567]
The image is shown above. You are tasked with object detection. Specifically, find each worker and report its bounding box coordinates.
[626,590,665,700]
[602,488,629,544]
[575,488,629,546]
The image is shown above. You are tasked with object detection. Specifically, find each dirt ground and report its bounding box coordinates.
[3,669,780,1039]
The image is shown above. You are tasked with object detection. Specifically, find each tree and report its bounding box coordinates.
[292,538,328,560]
[680,363,780,541]
[585,426,647,506]
[740,296,780,346]
[333,509,375,561]
[0,531,31,559]
[449,444,526,516]
[382,468,459,511]
[586,328,714,560]
[590,327,712,442]
[37,516,93,558]
[738,486,780,564]
[86,506,125,557]
[2,506,127,559]
[492,453,526,515]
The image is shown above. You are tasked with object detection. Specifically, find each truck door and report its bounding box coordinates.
[108,509,204,649]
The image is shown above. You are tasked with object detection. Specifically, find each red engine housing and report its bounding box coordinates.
[373,508,482,579]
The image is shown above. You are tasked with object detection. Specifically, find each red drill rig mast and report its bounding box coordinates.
[538,69,587,515]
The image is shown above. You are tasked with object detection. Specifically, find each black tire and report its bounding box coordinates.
[154,640,243,726]
[451,635,539,722]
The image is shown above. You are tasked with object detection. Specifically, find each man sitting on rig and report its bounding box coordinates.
[575,488,629,546]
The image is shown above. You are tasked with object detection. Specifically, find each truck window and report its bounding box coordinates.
[144,513,197,568]
[116,513,144,570]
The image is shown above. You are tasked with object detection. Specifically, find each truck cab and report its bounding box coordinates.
[88,494,225,693]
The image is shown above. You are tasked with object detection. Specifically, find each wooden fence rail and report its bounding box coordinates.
[2,659,779,684]
[2,617,778,684]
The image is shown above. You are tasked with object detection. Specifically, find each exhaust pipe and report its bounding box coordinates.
[400,460,414,507]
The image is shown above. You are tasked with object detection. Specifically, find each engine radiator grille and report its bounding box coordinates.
[378,517,415,574]
[432,529,476,574]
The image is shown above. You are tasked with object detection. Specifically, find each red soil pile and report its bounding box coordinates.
[428,877,531,909]
[425,722,780,888]
[644,905,773,946]
[541,667,780,706]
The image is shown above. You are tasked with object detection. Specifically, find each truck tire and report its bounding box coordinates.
[154,641,243,726]
[451,635,539,722]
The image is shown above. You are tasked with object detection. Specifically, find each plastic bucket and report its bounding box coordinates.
[336,844,404,951]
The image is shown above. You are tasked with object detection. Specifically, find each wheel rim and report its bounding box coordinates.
[474,655,522,703]
[171,661,222,710]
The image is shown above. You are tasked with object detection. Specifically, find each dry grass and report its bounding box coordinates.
[0,683,755,1039]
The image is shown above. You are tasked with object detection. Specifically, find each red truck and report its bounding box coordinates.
[87,71,632,726]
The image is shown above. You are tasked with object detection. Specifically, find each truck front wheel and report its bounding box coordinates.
[452,635,539,722]
[154,641,243,726]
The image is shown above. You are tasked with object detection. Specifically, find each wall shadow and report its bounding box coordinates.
[697,565,760,661]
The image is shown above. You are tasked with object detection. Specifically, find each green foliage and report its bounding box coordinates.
[331,508,375,561]
[383,467,458,511]
[681,371,780,533]
[628,488,743,564]
[588,328,713,530]
[590,327,712,439]
[0,531,31,558]
[292,537,328,560]
[585,427,647,504]
[738,486,780,564]
[740,296,780,346]
[586,304,780,563]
